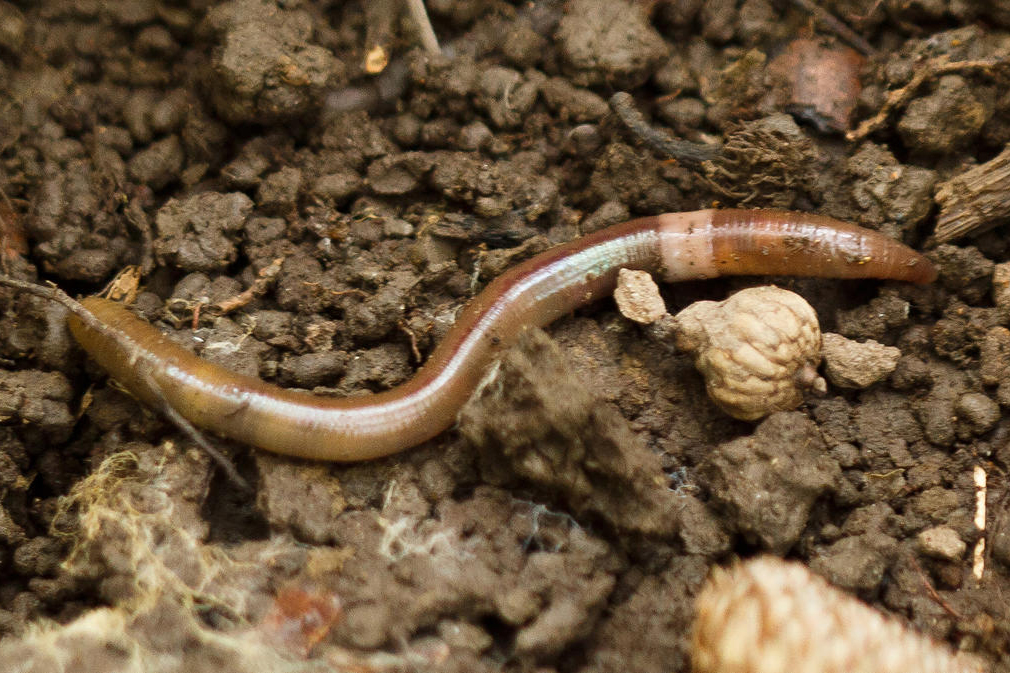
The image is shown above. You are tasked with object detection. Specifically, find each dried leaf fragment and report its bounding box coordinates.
[767,38,864,132]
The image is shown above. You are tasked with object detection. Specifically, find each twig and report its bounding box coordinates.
[143,370,251,493]
[788,0,877,57]
[0,275,108,335]
[907,555,963,620]
[123,199,156,276]
[847,57,1007,142]
[404,0,440,55]
[398,318,422,363]
[934,143,1010,242]
[212,257,285,315]
[609,92,719,168]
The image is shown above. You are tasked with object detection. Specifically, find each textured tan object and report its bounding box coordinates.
[692,557,984,673]
[614,268,666,324]
[671,286,825,420]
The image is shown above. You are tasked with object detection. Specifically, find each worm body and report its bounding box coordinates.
[67,209,935,461]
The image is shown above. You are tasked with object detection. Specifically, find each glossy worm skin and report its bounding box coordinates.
[67,209,935,461]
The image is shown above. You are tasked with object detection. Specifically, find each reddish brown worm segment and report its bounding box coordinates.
[67,209,935,462]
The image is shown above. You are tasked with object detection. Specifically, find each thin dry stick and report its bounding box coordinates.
[398,318,423,363]
[123,200,156,276]
[404,0,440,55]
[0,275,250,492]
[142,372,251,492]
[788,0,877,57]
[907,555,963,620]
[0,276,108,339]
[212,256,285,315]
[847,57,1007,142]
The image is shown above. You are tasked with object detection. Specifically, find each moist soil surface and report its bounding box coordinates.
[0,1,1008,671]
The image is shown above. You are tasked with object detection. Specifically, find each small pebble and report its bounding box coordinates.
[458,121,492,151]
[821,333,900,389]
[614,268,666,324]
[540,78,609,122]
[916,526,966,561]
[128,135,184,189]
[382,218,414,238]
[0,2,26,53]
[897,75,990,154]
[312,172,362,204]
[555,0,667,88]
[257,167,303,211]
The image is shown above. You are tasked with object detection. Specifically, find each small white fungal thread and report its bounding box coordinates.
[377,517,465,563]
[202,333,247,355]
[471,359,503,400]
[517,500,579,553]
[56,451,250,617]
[376,481,472,564]
[692,557,985,673]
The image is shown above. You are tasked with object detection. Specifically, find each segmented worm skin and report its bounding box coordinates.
[67,209,936,462]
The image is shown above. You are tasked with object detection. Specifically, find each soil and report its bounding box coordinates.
[0,0,1008,671]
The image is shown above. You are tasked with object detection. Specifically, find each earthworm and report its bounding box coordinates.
[64,209,935,462]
